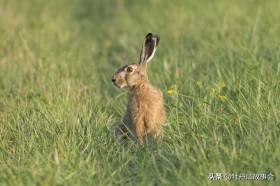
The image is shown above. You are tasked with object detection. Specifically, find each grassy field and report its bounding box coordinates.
[0,0,279,185]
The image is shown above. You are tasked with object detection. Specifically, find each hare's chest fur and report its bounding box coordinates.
[123,85,166,139]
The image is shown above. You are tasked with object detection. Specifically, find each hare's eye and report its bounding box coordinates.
[127,66,133,72]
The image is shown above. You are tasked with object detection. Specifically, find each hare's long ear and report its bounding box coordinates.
[139,33,160,65]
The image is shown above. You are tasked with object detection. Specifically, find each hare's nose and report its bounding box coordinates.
[112,78,116,82]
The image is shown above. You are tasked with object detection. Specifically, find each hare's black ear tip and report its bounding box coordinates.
[146,33,153,38]
[145,33,159,39]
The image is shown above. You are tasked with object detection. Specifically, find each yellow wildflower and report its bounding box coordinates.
[167,85,176,96]
[218,95,228,102]
[167,89,175,96]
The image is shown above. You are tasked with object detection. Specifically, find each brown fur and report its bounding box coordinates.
[112,33,166,144]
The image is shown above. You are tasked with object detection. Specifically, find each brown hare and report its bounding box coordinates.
[112,33,166,144]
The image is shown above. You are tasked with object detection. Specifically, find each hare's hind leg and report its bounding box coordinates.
[146,122,164,140]
[153,126,164,139]
[134,120,145,144]
[149,127,164,142]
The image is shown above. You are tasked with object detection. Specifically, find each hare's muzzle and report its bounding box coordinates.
[112,75,120,88]
[112,76,117,87]
[112,75,125,88]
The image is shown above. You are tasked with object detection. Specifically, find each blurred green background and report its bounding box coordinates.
[0,0,279,185]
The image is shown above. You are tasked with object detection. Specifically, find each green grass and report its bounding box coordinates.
[0,0,280,185]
